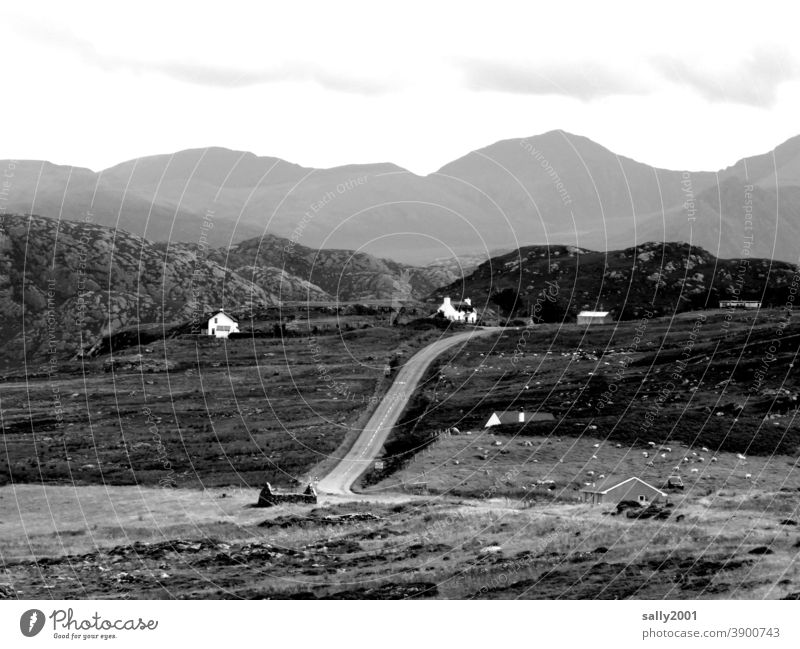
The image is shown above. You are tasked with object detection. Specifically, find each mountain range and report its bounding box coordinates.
[3,131,800,264]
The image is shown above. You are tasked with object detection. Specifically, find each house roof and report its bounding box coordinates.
[209,310,238,323]
[580,476,666,496]
[578,311,610,317]
[490,411,555,425]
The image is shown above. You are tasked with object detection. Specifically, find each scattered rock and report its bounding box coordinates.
[327,581,437,600]
[479,545,503,555]
[259,511,382,529]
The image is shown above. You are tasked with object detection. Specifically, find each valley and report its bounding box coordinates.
[2,307,800,600]
[1,210,800,601]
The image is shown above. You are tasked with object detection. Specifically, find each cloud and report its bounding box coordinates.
[458,49,800,107]
[650,48,799,107]
[458,58,651,101]
[132,60,391,94]
[9,15,392,95]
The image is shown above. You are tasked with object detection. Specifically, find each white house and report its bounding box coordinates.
[484,410,555,428]
[719,300,760,309]
[577,310,611,325]
[207,309,239,338]
[436,297,478,324]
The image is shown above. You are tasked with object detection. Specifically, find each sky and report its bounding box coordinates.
[2,0,800,174]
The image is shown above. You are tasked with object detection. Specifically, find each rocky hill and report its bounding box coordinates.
[0,214,462,367]
[432,241,798,320]
[209,234,459,302]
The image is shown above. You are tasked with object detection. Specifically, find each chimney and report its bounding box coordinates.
[518,411,525,423]
[464,297,471,306]
[443,297,451,308]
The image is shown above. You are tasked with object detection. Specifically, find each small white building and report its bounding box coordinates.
[484,410,555,428]
[207,309,239,338]
[436,297,478,324]
[719,300,760,309]
[577,310,611,325]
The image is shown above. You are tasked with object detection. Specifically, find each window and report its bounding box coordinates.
[214,318,218,323]
[638,495,647,503]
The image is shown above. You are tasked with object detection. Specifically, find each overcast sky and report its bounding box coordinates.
[3,0,800,174]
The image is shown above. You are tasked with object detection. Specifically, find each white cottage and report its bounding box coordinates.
[485,411,555,428]
[719,300,760,309]
[577,310,611,325]
[207,310,239,338]
[436,297,478,324]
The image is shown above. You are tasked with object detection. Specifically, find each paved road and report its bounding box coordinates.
[316,326,502,495]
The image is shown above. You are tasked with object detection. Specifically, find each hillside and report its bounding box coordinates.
[209,234,458,302]
[3,132,800,263]
[431,241,798,320]
[0,214,461,366]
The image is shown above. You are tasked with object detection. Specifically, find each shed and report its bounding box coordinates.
[484,411,555,428]
[580,476,666,506]
[577,310,611,325]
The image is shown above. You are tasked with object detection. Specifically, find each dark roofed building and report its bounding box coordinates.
[580,476,666,506]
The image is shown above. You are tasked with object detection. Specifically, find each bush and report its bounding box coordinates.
[490,288,521,315]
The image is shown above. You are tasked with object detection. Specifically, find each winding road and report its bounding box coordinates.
[316,326,502,495]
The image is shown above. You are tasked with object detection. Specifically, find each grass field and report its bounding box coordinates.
[367,432,800,500]
[0,323,452,489]
[1,484,798,599]
[2,309,800,599]
[365,309,800,497]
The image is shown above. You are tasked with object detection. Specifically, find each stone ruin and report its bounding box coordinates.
[256,482,318,507]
